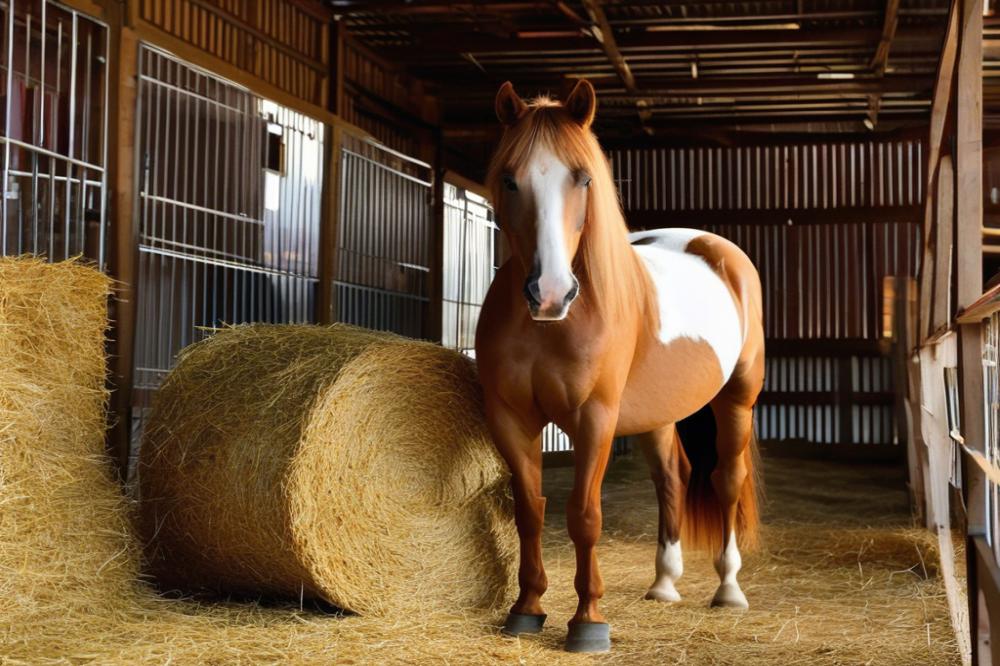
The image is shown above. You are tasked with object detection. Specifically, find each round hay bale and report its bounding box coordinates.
[137,323,517,616]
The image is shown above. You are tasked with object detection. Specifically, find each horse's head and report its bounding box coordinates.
[488,80,601,322]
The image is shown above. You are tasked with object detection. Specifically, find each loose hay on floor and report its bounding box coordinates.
[0,258,962,664]
[137,323,517,616]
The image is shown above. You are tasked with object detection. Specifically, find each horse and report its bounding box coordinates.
[474,80,765,654]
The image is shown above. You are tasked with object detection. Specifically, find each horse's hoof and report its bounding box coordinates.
[644,581,681,603]
[710,582,749,610]
[501,612,546,636]
[565,622,611,653]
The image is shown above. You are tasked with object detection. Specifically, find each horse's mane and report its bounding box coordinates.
[486,97,656,327]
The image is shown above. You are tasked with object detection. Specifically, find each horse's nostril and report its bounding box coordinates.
[564,278,580,305]
[523,279,541,307]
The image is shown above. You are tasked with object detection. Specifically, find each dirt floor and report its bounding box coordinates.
[5,452,962,665]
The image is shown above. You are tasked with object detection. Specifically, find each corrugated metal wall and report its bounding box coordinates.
[611,141,924,212]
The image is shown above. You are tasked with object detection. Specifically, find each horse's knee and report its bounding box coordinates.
[566,499,602,546]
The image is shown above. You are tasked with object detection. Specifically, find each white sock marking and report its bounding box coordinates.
[715,530,742,586]
[646,539,683,602]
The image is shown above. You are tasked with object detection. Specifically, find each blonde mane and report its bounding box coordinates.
[486,98,655,326]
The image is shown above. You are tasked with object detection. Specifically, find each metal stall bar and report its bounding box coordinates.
[0,0,109,265]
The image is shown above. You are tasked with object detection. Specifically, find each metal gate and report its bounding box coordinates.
[335,132,431,338]
[0,0,108,264]
[442,181,497,353]
[132,45,324,445]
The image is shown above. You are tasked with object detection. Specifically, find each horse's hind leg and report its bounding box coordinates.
[708,356,763,609]
[637,424,685,602]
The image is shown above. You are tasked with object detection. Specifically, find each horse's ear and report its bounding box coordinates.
[495,82,527,126]
[564,79,597,128]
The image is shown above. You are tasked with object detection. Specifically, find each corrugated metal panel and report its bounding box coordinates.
[610,140,924,211]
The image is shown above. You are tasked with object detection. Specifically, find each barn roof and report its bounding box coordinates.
[331,1,952,138]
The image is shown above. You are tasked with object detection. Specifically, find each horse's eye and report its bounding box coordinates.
[578,173,592,188]
[503,175,518,192]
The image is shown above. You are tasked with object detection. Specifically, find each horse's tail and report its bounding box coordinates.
[676,412,761,553]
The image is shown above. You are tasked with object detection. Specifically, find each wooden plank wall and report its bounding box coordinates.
[340,39,440,158]
[135,0,329,108]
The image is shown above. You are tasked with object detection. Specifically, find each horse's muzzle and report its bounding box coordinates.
[523,275,579,321]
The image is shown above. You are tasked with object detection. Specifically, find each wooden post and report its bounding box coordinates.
[954,1,985,663]
[931,155,955,333]
[106,14,140,478]
[955,0,984,531]
[920,0,959,342]
[329,19,346,118]
[426,128,445,343]
[316,18,347,325]
[893,276,924,518]
[317,124,343,325]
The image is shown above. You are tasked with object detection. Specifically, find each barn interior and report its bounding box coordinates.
[0,0,996,664]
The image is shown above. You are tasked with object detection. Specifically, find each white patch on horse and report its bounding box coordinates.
[526,146,576,317]
[711,530,748,609]
[645,538,683,603]
[628,228,743,382]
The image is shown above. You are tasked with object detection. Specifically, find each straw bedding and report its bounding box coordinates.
[0,257,963,664]
[137,323,517,615]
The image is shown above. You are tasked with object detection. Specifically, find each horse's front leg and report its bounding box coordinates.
[563,400,618,653]
[484,398,548,635]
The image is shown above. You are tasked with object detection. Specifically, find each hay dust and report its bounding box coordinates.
[0,257,962,664]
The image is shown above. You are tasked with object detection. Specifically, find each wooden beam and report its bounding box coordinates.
[865,0,900,130]
[917,0,958,341]
[376,26,942,57]
[871,0,902,73]
[925,0,960,224]
[437,75,934,101]
[579,0,652,131]
[626,205,921,229]
[580,0,636,92]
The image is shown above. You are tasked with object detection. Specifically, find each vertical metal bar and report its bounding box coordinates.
[48,18,61,259]
[62,13,77,259]
[2,0,14,254]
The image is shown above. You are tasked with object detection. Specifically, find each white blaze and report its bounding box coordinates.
[526,146,576,314]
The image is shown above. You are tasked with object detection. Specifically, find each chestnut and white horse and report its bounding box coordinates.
[475,80,765,653]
